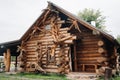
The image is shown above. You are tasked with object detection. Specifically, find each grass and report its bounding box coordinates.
[16,72,67,80]
[1,72,120,80]
[0,72,68,80]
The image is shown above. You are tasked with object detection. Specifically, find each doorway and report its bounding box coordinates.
[70,41,78,72]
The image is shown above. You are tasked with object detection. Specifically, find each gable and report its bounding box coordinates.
[20,2,119,46]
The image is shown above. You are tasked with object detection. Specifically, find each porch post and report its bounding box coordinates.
[74,41,78,71]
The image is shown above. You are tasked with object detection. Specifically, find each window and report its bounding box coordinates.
[45,25,51,30]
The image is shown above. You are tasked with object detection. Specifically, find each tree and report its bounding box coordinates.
[77,8,106,30]
[117,35,120,44]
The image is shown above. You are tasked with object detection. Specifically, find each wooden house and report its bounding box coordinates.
[0,2,120,74]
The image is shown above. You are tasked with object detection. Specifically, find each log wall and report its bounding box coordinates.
[20,27,75,73]
[69,25,109,72]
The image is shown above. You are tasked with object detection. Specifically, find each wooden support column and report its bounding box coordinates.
[6,49,11,72]
[74,41,78,71]
[4,49,11,72]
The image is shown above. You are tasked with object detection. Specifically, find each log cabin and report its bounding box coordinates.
[0,2,120,74]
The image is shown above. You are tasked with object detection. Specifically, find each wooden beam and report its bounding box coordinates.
[6,49,11,72]
[74,41,78,71]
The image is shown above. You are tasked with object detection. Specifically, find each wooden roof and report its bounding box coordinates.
[0,40,20,56]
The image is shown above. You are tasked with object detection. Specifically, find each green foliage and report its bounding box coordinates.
[77,8,106,30]
[117,35,120,44]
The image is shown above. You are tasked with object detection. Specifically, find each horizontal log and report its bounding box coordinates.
[81,41,100,45]
[77,53,101,57]
[42,53,69,58]
[26,52,38,55]
[26,46,37,50]
[26,44,36,47]
[82,36,101,39]
[81,41,98,45]
[77,50,98,54]
[27,36,74,46]
[34,31,68,37]
[26,58,37,61]
[27,39,53,44]
[42,65,58,69]
[77,57,106,61]
[26,47,69,53]
[44,69,59,73]
[81,39,100,42]
[30,34,74,42]
[56,50,69,54]
[35,39,54,42]
[41,61,47,64]
[26,49,36,52]
[60,28,69,31]
[77,60,99,64]
[77,47,98,51]
[26,59,37,62]
[41,42,54,45]
[34,35,53,40]
[26,55,37,58]
[41,46,70,50]
[59,31,68,34]
[27,38,73,44]
[76,45,99,49]
[77,63,100,66]
[41,57,60,61]
[56,47,69,50]
[77,45,98,48]
[26,61,37,64]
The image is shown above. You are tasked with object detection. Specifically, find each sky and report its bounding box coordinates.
[0,0,120,43]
